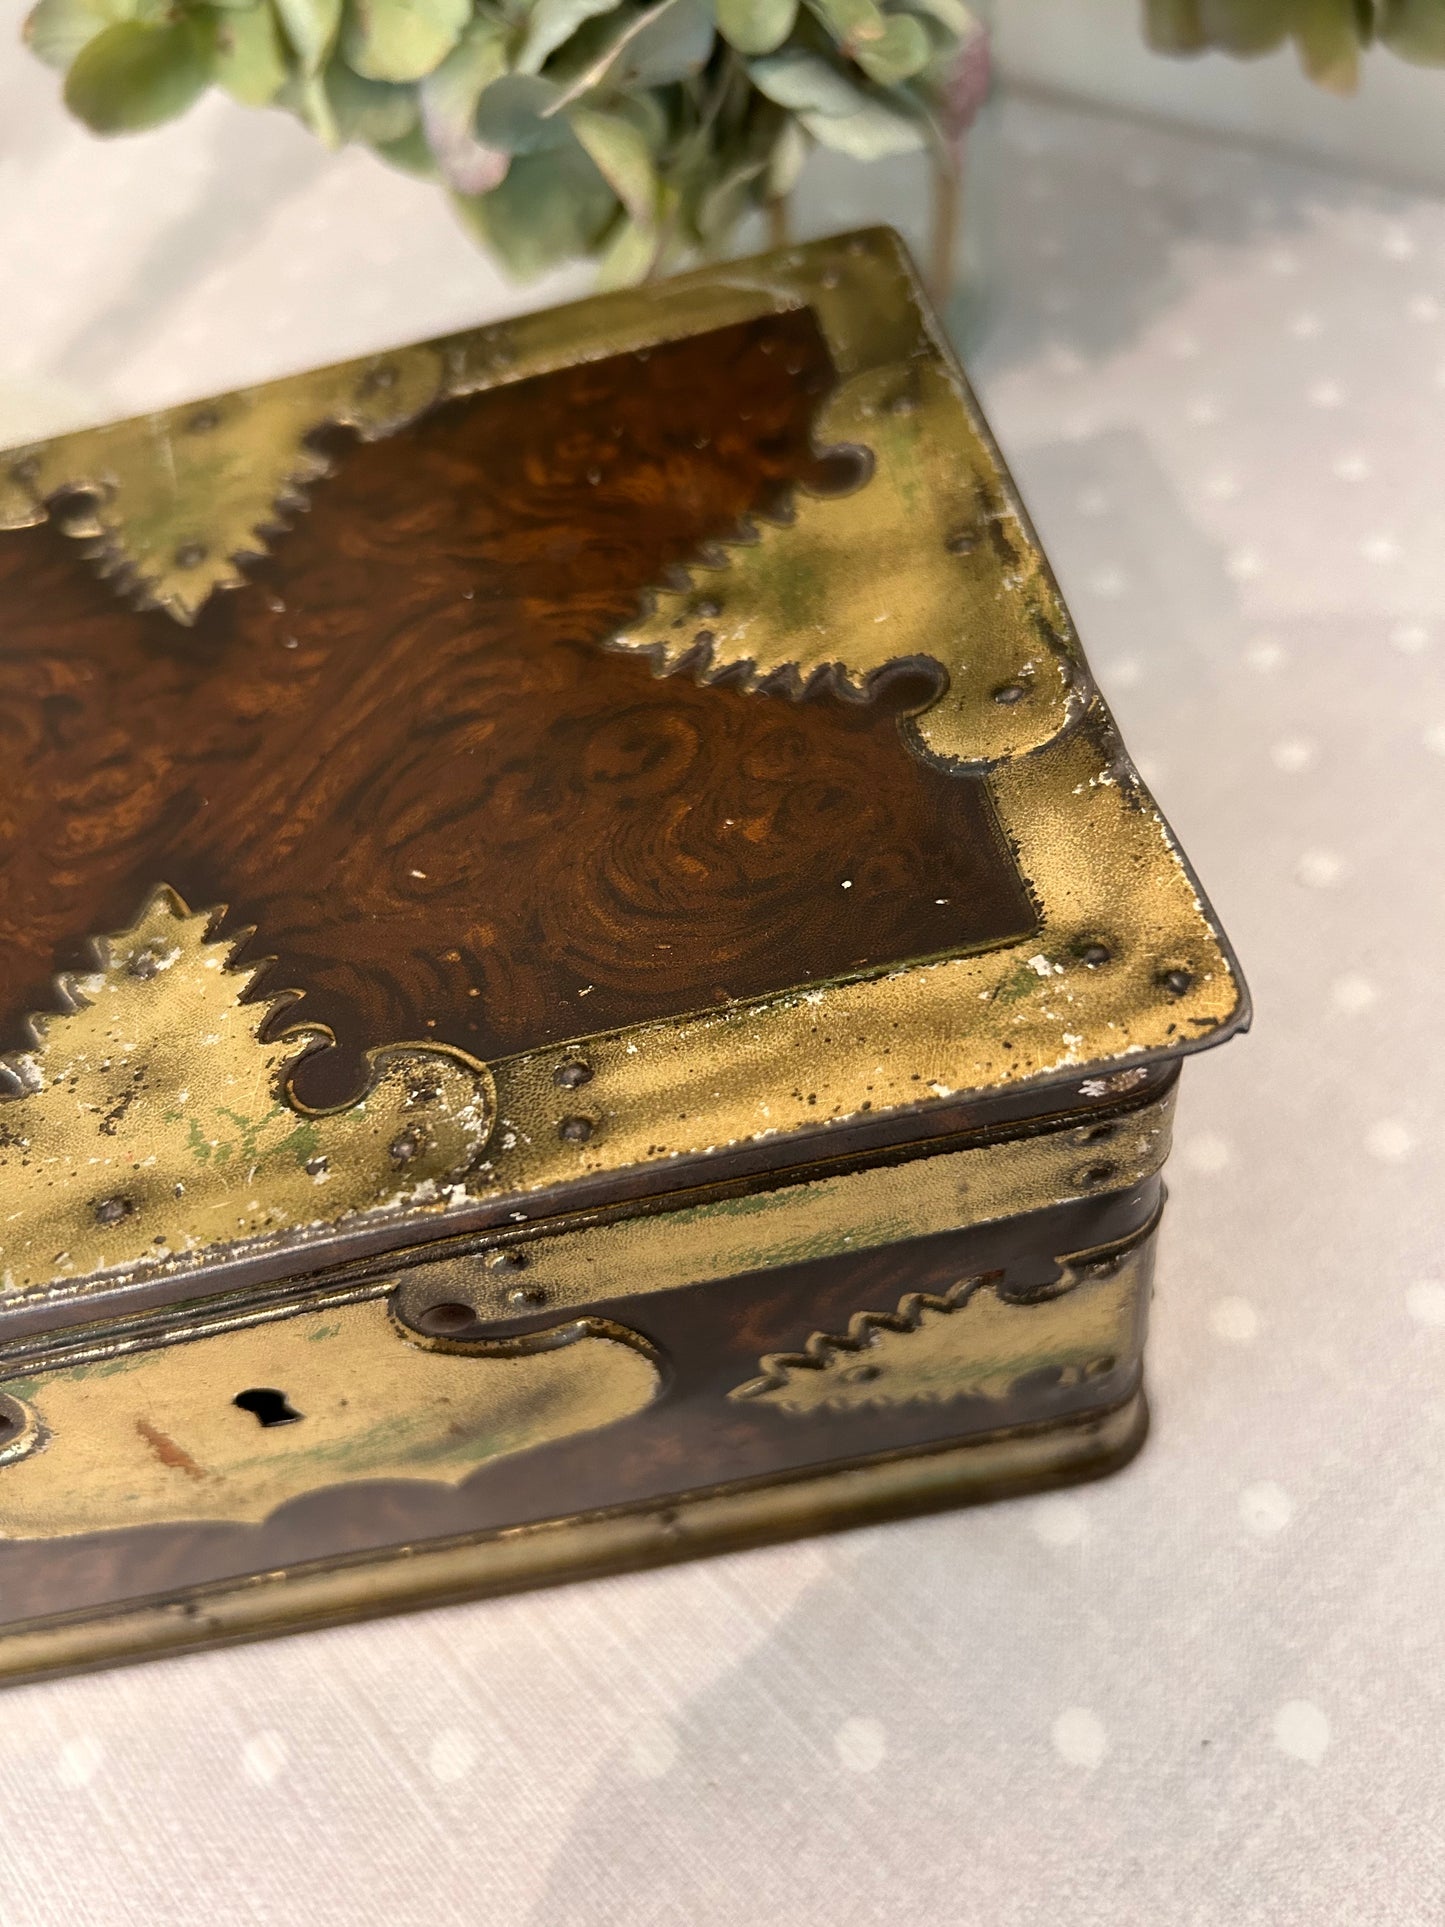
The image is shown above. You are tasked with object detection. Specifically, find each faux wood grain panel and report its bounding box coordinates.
[0,310,1035,1092]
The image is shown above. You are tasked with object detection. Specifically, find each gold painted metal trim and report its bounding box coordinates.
[0,230,1246,1314]
[731,1213,1156,1412]
[609,354,1082,771]
[478,694,1240,1216]
[392,1084,1173,1334]
[0,1084,1168,1377]
[0,887,496,1299]
[0,1297,661,1540]
[0,352,446,623]
[0,1390,1147,1687]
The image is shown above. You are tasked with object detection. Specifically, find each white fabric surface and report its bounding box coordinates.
[1,40,1442,1927]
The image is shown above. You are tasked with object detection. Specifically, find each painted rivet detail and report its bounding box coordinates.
[415,1301,475,1336]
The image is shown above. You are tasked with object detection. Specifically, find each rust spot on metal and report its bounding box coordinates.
[134,1416,208,1481]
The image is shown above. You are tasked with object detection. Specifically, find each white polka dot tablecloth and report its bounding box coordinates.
[1,27,1443,1925]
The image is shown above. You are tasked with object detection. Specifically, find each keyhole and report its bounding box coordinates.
[233,1387,303,1427]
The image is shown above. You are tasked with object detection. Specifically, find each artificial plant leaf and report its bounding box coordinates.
[800,94,923,154]
[608,0,713,83]
[618,85,669,146]
[1194,0,1291,54]
[767,113,809,195]
[594,213,657,286]
[1291,0,1360,88]
[474,71,573,150]
[373,118,440,170]
[64,16,214,132]
[545,0,713,111]
[569,104,658,224]
[716,0,798,57]
[418,17,510,189]
[748,47,868,113]
[274,0,340,73]
[903,0,977,38]
[325,58,419,137]
[852,12,930,82]
[276,65,340,137]
[452,138,616,275]
[24,0,125,71]
[341,0,468,83]
[807,0,884,49]
[1381,0,1445,61]
[695,152,765,238]
[1141,0,1206,51]
[516,0,619,73]
[214,3,289,104]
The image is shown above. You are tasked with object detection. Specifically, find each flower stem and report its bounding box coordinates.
[929,148,962,311]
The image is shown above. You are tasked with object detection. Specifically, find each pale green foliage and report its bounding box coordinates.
[34,0,1443,282]
[25,0,987,277]
[61,15,216,129]
[1143,0,1445,93]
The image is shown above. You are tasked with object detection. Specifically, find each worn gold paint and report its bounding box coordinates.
[0,352,444,622]
[0,230,991,635]
[610,356,1082,768]
[0,232,1243,1311]
[0,237,1080,768]
[483,700,1237,1194]
[0,887,495,1299]
[0,1297,658,1538]
[0,1393,1147,1684]
[394,1086,1173,1332]
[731,1227,1154,1412]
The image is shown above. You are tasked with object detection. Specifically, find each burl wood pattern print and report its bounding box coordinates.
[0,312,1036,1104]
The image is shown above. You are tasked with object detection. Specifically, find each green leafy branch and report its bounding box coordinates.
[28,1,1440,284]
[25,0,986,280]
[1144,0,1445,95]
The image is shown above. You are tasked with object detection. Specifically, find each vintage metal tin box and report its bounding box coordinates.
[0,230,1247,1680]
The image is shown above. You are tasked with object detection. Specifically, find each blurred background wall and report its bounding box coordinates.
[994,0,1445,187]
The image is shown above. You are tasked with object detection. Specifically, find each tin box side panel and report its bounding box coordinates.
[0,1169,1160,1670]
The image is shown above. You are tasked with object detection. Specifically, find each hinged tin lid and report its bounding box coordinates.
[0,229,1246,1328]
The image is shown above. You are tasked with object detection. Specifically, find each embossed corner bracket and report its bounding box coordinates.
[0,351,446,623]
[606,355,1090,771]
[728,1224,1154,1415]
[0,228,1088,773]
[0,886,495,1298]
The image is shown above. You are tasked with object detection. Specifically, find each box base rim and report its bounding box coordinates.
[0,1388,1148,1687]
